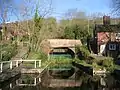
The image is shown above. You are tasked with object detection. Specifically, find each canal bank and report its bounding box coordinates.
[0,67,21,88]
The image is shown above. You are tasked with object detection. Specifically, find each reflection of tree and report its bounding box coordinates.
[20,74,34,84]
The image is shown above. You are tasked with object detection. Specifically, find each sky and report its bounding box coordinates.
[51,0,112,19]
[1,0,113,23]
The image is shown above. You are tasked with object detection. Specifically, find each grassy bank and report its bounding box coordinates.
[75,45,115,72]
[49,56,73,69]
[0,43,18,61]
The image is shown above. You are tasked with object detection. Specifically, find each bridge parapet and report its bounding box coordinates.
[40,39,82,54]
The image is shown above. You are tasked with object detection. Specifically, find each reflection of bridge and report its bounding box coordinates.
[48,79,82,87]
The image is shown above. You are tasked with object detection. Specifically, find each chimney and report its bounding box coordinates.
[103,16,110,25]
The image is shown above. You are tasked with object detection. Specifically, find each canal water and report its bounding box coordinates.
[1,69,120,90]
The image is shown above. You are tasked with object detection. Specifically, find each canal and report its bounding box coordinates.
[1,69,120,90]
[1,48,120,90]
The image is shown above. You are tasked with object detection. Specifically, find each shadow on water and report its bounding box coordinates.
[1,69,120,90]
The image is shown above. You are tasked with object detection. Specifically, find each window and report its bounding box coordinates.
[109,44,116,50]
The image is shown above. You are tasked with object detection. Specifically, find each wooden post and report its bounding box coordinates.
[10,61,12,69]
[16,80,18,85]
[34,78,37,85]
[39,60,41,67]
[35,60,36,68]
[0,63,3,72]
[39,78,41,82]
[10,83,12,89]
[16,61,18,67]
[21,59,23,63]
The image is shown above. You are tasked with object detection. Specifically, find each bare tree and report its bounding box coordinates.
[0,0,16,40]
[112,0,120,15]
[16,0,53,51]
[0,0,53,50]
[0,0,16,23]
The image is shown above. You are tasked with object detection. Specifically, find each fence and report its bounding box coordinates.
[0,59,41,73]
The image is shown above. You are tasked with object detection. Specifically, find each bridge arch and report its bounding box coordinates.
[40,39,82,57]
[49,47,75,58]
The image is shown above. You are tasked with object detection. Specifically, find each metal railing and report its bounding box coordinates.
[16,77,41,86]
[0,59,41,73]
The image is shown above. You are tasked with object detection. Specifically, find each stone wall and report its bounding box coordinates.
[40,39,82,54]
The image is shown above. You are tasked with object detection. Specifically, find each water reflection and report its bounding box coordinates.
[0,74,41,90]
[1,70,120,90]
[16,74,41,86]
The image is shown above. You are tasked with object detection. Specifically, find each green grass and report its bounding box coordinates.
[73,57,115,72]
[26,51,48,68]
[25,53,73,69]
[73,58,92,67]
[41,60,50,68]
[27,51,47,61]
[49,56,73,69]
[50,54,72,59]
[22,60,42,68]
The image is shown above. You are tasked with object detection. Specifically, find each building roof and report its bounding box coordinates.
[96,24,120,32]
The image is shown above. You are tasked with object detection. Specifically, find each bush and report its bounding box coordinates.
[1,43,18,61]
[27,51,47,61]
[86,56,95,64]
[73,58,92,67]
[102,57,115,72]
[76,45,90,60]
[102,58,114,67]
[92,57,115,72]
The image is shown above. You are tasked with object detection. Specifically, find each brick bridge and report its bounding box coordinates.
[40,39,82,54]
